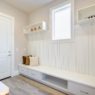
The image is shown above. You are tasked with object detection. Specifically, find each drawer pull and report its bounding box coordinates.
[80,90,89,94]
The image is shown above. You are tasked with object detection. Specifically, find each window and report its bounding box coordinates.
[52,3,71,40]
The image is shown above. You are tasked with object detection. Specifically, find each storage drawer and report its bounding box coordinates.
[30,70,44,80]
[19,66,44,80]
[19,66,26,74]
[19,66,30,76]
[68,82,95,95]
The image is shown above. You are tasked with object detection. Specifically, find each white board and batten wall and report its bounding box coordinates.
[27,0,95,76]
[19,0,95,95]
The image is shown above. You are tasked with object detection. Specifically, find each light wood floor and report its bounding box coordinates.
[2,75,67,95]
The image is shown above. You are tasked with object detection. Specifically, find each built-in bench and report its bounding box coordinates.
[19,64,95,95]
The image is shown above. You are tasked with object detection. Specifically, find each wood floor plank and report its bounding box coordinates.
[2,75,67,95]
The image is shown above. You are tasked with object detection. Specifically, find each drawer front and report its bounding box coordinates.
[30,70,44,79]
[68,82,95,95]
[19,66,26,74]
[19,66,44,80]
[19,67,44,80]
[19,67,31,76]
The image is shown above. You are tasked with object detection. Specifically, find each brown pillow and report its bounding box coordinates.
[22,56,30,65]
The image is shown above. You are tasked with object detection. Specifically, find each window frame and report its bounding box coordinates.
[50,0,74,41]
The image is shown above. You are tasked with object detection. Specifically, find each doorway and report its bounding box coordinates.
[0,13,14,80]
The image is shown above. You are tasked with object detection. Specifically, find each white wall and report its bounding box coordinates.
[0,1,28,75]
[28,0,95,76]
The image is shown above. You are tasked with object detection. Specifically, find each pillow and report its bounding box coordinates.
[29,57,39,66]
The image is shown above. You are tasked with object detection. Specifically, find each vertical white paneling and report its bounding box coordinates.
[88,24,95,76]
[75,25,89,74]
[27,0,95,76]
[28,32,95,76]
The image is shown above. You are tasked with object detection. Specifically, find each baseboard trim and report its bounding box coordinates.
[12,70,19,77]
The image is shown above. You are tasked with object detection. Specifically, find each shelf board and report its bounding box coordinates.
[23,21,47,34]
[24,30,46,34]
[78,4,95,24]
[44,78,67,89]
[42,79,69,94]
[78,18,95,24]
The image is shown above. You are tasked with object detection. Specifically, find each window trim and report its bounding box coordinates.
[50,0,74,41]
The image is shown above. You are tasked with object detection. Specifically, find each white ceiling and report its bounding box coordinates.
[4,0,55,13]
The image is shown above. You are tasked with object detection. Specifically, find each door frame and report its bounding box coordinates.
[0,12,15,77]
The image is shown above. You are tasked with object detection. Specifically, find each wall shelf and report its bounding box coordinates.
[43,75,68,89]
[24,21,47,34]
[78,4,95,24]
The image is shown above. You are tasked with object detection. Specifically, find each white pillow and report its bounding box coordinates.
[29,57,39,66]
